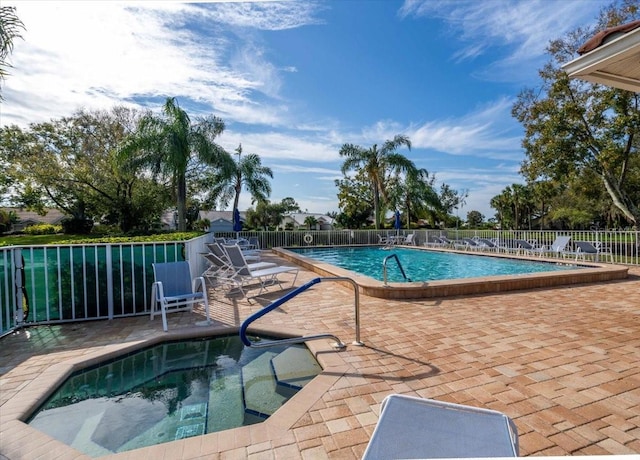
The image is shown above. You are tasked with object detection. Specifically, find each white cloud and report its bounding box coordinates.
[399,0,603,80]
[217,130,341,162]
[2,1,324,128]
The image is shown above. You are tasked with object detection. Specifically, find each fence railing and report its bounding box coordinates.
[1,229,638,337]
[0,234,211,337]
[216,229,640,265]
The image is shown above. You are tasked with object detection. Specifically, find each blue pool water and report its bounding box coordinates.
[28,335,320,457]
[291,247,580,283]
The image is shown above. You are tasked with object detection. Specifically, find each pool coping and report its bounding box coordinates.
[273,245,629,299]
[0,324,351,459]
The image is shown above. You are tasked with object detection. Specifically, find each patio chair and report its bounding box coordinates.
[150,261,210,332]
[424,236,447,248]
[401,233,416,245]
[476,238,499,251]
[362,394,519,459]
[222,244,299,296]
[207,241,261,263]
[455,238,483,251]
[377,234,390,245]
[201,253,276,291]
[247,236,261,250]
[574,240,614,262]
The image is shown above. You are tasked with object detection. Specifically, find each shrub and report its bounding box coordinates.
[23,224,62,235]
[61,218,94,235]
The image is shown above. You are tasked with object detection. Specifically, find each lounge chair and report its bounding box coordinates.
[377,234,390,245]
[424,236,446,248]
[476,238,499,251]
[400,233,416,245]
[516,236,572,258]
[201,252,275,290]
[455,238,484,251]
[574,240,614,262]
[222,244,299,296]
[150,261,210,332]
[207,241,261,263]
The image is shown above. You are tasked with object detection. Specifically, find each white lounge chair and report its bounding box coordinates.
[400,233,416,245]
[574,240,614,262]
[377,234,390,245]
[222,244,299,296]
[150,261,210,332]
[201,252,275,291]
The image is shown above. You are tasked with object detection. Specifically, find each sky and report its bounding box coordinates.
[2,0,609,220]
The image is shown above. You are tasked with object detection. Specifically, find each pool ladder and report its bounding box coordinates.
[239,277,364,349]
[383,253,412,285]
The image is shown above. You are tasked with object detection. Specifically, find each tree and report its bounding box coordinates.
[335,170,374,229]
[2,107,172,233]
[466,210,484,228]
[0,6,25,98]
[339,134,416,229]
[439,184,468,226]
[280,197,301,213]
[204,143,273,219]
[512,2,640,228]
[304,215,318,230]
[245,200,286,230]
[396,168,441,227]
[118,97,227,231]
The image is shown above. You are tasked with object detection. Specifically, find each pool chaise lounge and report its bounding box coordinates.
[223,243,299,296]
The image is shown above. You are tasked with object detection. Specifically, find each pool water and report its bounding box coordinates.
[291,247,581,283]
[27,335,321,457]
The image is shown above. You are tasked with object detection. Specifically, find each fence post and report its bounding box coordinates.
[106,244,114,320]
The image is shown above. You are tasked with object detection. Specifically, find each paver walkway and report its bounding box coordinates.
[1,256,639,459]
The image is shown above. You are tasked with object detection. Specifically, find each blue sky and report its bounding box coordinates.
[2,0,608,219]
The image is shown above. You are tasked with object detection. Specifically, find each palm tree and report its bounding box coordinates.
[304,215,318,230]
[207,144,273,218]
[118,97,226,231]
[0,6,25,98]
[399,168,441,227]
[339,134,415,229]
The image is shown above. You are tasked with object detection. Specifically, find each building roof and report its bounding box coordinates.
[563,20,640,92]
[284,212,334,226]
[0,208,66,225]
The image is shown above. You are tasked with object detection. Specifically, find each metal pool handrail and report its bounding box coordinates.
[383,253,412,285]
[239,277,363,349]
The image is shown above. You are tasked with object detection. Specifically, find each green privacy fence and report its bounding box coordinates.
[0,235,211,336]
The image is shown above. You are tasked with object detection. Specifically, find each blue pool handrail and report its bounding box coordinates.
[239,277,363,349]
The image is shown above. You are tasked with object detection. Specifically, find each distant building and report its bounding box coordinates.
[279,212,335,231]
[199,210,247,233]
[0,208,66,232]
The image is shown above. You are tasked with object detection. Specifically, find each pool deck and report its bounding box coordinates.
[1,251,640,459]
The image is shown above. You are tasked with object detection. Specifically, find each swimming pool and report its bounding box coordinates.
[275,246,628,299]
[289,246,580,283]
[27,335,321,457]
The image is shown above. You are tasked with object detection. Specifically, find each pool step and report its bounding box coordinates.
[241,346,322,422]
[241,351,285,420]
[272,346,322,392]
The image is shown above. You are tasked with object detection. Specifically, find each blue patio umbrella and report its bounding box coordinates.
[394,210,401,235]
[233,208,242,233]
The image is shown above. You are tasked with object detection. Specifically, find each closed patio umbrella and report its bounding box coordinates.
[233,208,242,235]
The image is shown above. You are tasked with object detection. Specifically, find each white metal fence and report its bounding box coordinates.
[0,234,212,336]
[1,229,637,337]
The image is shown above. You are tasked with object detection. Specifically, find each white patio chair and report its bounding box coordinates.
[222,244,299,296]
[574,240,614,262]
[150,261,210,332]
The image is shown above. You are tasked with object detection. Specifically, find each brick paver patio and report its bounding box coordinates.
[1,255,639,459]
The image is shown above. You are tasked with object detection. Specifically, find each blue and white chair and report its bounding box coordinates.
[150,261,210,332]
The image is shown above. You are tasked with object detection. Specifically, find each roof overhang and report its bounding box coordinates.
[563,26,640,92]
